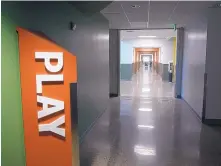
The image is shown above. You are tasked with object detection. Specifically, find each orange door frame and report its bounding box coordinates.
[133,48,160,73]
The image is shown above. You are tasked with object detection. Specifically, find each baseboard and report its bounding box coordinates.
[109,93,119,98]
[202,119,221,125]
[176,94,182,99]
[182,98,221,126]
[182,98,202,122]
[79,107,108,144]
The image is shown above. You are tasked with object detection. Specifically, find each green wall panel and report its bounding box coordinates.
[1,14,26,166]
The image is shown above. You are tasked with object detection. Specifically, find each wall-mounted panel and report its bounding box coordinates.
[1,14,26,166]
[17,28,79,166]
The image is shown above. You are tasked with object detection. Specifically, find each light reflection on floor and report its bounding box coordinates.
[80,67,221,166]
[120,67,174,98]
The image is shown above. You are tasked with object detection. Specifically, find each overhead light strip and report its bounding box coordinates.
[138,36,157,38]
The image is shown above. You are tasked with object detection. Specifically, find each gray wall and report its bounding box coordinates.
[181,10,208,118]
[2,2,109,139]
[205,8,221,120]
[175,28,184,98]
[109,29,120,96]
[159,63,169,81]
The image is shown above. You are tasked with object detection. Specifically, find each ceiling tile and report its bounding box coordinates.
[121,1,149,14]
[127,13,148,22]
[101,1,217,29]
[149,1,178,28]
[103,12,130,29]
[130,22,148,29]
[170,1,216,28]
[101,1,122,14]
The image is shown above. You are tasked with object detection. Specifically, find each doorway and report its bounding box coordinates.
[142,54,153,70]
[119,29,177,98]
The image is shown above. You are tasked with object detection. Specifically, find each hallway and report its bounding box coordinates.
[120,67,174,98]
[80,69,221,166]
[2,2,221,166]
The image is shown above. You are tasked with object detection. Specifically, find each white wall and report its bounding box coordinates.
[122,39,173,64]
[205,8,221,119]
[181,14,208,118]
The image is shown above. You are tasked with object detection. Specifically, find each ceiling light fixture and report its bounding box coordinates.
[142,101,152,104]
[131,4,140,8]
[138,36,157,38]
[139,108,152,112]
[134,145,156,156]
[138,125,154,129]
[142,88,151,92]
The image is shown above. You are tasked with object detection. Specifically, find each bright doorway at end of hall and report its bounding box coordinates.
[119,29,177,97]
[142,54,153,70]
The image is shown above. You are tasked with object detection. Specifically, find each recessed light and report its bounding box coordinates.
[134,145,156,156]
[142,101,152,104]
[139,108,152,112]
[138,36,157,38]
[142,88,151,92]
[131,4,140,8]
[138,125,154,129]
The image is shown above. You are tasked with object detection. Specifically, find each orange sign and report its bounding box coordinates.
[17,28,78,166]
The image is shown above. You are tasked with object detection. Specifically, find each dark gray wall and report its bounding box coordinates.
[159,63,169,81]
[109,29,120,96]
[155,63,169,81]
[175,28,184,98]
[2,2,109,139]
[205,8,221,120]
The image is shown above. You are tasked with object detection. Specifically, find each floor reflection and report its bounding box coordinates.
[80,69,221,166]
[120,67,174,98]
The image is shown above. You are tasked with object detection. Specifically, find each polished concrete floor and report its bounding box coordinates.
[120,67,174,98]
[80,67,221,166]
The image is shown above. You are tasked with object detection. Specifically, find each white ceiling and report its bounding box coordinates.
[101,1,217,29]
[121,29,176,40]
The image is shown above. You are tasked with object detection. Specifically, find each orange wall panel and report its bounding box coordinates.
[17,28,78,166]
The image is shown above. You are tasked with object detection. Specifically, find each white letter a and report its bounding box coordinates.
[37,95,64,119]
